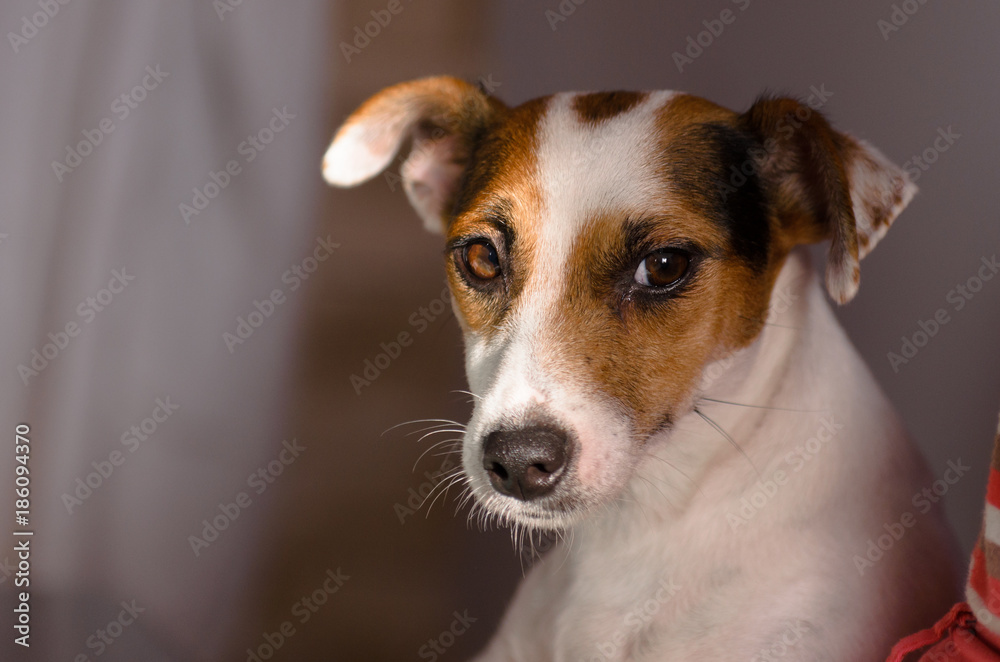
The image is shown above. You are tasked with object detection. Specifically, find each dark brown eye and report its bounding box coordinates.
[634,250,690,288]
[463,241,501,281]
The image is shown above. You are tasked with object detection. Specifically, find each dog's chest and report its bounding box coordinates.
[536,509,835,661]
[544,533,743,660]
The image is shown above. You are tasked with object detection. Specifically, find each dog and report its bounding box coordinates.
[322,77,962,661]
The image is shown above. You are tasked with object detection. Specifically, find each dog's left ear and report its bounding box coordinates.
[322,76,501,233]
[739,97,916,303]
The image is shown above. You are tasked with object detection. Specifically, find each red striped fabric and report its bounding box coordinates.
[886,415,1000,661]
[986,469,1000,510]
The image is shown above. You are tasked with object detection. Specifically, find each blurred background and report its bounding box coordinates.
[0,1,997,660]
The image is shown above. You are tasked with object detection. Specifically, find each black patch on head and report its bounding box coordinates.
[451,123,503,220]
[572,91,647,124]
[451,98,547,221]
[662,123,771,272]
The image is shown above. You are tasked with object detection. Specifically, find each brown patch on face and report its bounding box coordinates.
[445,97,550,337]
[537,211,762,438]
[572,91,648,125]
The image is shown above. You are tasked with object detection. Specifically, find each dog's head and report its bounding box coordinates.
[323,77,914,529]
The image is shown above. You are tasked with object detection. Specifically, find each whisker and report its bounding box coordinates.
[423,472,467,517]
[408,422,467,438]
[412,438,462,471]
[430,448,463,460]
[694,407,760,477]
[415,427,466,443]
[382,418,465,437]
[642,451,705,497]
[699,397,823,413]
[456,487,477,515]
[635,474,674,511]
[416,468,464,511]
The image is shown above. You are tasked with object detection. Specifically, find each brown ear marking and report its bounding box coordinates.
[738,96,915,303]
[322,76,505,233]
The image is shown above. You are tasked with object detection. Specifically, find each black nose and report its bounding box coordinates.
[481,426,571,501]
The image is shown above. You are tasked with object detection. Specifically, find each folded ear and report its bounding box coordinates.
[739,97,916,303]
[322,76,500,233]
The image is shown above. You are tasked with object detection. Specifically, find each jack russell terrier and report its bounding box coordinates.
[322,77,962,661]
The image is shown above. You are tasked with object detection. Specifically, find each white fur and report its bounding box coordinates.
[322,123,395,187]
[471,250,959,661]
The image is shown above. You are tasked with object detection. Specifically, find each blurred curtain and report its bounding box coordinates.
[0,2,330,659]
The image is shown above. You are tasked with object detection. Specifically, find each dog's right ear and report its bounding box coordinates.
[322,76,500,233]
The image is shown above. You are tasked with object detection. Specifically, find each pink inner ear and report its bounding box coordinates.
[401,134,467,232]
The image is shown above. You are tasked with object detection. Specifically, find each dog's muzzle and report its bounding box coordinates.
[481,425,574,501]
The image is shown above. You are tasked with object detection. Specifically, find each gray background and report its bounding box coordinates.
[1,1,996,660]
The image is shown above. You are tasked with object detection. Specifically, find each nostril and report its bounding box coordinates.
[532,459,561,474]
[486,460,509,482]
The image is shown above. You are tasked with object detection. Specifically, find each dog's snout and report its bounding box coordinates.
[481,426,571,501]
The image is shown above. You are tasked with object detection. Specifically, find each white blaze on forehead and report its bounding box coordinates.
[528,90,679,314]
[467,91,679,432]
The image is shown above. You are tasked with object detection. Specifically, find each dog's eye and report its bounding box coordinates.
[634,250,690,288]
[463,241,501,281]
